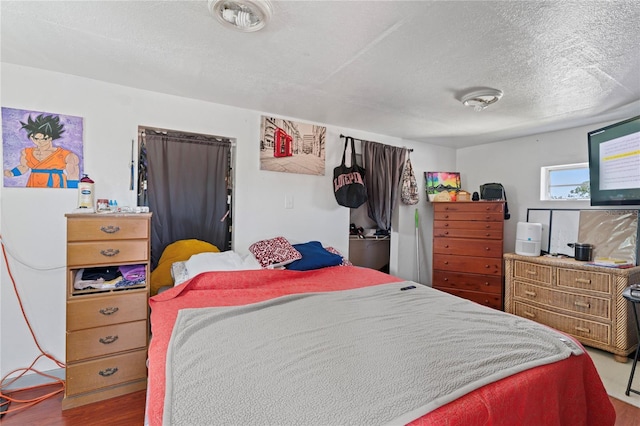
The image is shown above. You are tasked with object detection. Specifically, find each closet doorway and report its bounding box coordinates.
[137,127,234,268]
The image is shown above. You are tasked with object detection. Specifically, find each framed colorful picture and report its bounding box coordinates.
[425,171,461,201]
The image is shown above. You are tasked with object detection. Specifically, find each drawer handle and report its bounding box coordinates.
[444,261,449,265]
[100,225,120,234]
[575,278,592,284]
[485,264,491,268]
[574,301,591,309]
[99,307,119,316]
[485,247,490,251]
[443,277,449,281]
[98,367,119,377]
[575,326,590,333]
[100,248,120,257]
[524,290,537,297]
[444,231,449,235]
[99,335,119,344]
[523,311,536,318]
[526,270,537,275]
[444,244,449,248]
[444,223,449,227]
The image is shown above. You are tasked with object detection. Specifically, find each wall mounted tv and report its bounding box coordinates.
[588,115,640,206]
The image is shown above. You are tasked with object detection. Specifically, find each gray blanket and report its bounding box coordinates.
[164,282,582,425]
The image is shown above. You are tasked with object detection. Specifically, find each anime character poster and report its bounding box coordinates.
[259,115,326,176]
[2,107,84,188]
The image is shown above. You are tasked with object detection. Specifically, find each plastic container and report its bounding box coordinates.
[568,243,594,261]
[78,174,95,209]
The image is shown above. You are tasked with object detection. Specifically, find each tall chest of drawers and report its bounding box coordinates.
[504,253,640,362]
[63,213,151,409]
[432,201,505,310]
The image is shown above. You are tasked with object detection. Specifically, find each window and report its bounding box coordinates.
[540,163,590,201]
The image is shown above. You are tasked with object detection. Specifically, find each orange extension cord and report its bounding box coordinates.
[0,234,66,416]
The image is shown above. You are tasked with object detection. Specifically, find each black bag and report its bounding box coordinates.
[480,183,511,220]
[333,137,367,208]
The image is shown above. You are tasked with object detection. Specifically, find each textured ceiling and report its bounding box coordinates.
[2,0,639,148]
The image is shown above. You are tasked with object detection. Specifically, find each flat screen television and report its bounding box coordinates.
[588,115,640,206]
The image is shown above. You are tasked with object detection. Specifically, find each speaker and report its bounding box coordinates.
[515,222,542,256]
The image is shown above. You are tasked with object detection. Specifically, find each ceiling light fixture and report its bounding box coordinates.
[208,0,273,33]
[461,89,503,112]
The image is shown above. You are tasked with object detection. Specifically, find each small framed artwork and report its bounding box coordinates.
[259,115,326,176]
[425,171,461,201]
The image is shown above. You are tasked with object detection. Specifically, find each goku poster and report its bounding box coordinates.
[2,107,84,188]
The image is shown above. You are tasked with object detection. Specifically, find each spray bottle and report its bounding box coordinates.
[78,174,95,209]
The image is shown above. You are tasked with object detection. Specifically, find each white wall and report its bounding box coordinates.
[0,63,456,377]
[456,120,624,253]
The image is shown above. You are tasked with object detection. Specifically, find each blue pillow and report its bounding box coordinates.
[286,241,343,271]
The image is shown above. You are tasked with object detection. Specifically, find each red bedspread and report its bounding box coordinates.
[146,266,615,426]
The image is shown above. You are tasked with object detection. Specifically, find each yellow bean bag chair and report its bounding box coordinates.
[150,239,219,295]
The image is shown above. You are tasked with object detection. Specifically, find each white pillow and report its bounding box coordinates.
[241,253,263,270]
[171,261,190,285]
[185,251,262,279]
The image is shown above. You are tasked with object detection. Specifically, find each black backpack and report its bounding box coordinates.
[480,183,511,220]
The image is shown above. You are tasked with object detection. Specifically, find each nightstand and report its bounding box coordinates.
[63,213,151,409]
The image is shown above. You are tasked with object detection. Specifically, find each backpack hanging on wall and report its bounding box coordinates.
[400,155,419,205]
[480,182,511,220]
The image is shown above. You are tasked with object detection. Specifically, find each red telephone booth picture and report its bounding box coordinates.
[273,127,293,158]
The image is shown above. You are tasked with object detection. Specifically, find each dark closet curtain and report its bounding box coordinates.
[362,141,408,231]
[145,132,231,268]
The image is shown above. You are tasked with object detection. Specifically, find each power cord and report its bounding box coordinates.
[0,234,66,418]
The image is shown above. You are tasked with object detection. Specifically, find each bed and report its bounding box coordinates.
[146,265,615,425]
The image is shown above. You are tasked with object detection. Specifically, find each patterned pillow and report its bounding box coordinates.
[249,236,302,268]
[325,246,353,266]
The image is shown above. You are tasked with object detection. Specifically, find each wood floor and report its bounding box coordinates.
[1,385,639,425]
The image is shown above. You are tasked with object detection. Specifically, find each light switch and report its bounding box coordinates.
[285,195,294,209]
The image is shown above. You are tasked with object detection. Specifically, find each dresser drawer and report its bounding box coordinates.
[434,211,504,222]
[432,270,502,294]
[67,320,148,362]
[434,202,504,214]
[514,302,610,346]
[67,240,149,266]
[434,254,502,275]
[67,217,149,242]
[557,268,611,294]
[512,260,552,285]
[433,222,503,239]
[67,292,148,330]
[513,282,610,321]
[433,237,503,257]
[65,349,147,396]
[435,287,502,310]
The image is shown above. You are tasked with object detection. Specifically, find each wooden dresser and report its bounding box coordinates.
[432,201,505,310]
[504,253,640,362]
[63,213,151,409]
